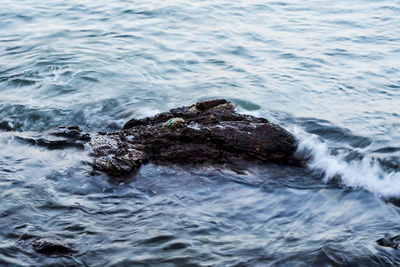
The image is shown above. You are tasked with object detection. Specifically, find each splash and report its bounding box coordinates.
[294,127,400,198]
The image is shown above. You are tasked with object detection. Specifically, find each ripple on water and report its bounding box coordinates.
[1,0,400,265]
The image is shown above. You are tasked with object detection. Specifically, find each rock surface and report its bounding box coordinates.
[376,235,400,249]
[15,99,299,177]
[90,99,298,177]
[19,234,76,255]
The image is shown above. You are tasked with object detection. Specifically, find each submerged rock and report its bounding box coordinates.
[32,238,75,255]
[14,126,90,150]
[19,234,76,255]
[376,235,400,249]
[0,120,14,131]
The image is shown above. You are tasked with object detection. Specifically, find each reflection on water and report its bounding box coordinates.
[1,0,400,265]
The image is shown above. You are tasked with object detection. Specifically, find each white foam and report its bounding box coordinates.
[293,127,400,198]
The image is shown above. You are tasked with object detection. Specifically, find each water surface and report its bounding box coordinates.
[1,0,400,265]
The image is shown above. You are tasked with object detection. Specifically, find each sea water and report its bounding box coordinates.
[1,0,399,265]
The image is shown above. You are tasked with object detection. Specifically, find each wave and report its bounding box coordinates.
[293,127,400,198]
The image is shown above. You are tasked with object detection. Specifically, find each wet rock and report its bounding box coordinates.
[163,117,185,129]
[377,235,400,249]
[19,234,76,255]
[32,238,76,255]
[15,99,299,177]
[14,126,90,149]
[48,126,90,141]
[0,120,14,131]
[194,99,228,111]
[189,98,235,113]
[92,99,299,177]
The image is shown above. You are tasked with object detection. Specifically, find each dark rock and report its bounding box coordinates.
[17,99,299,177]
[193,98,230,112]
[377,235,400,249]
[32,238,76,255]
[48,126,90,141]
[19,233,37,241]
[19,234,76,255]
[92,99,299,177]
[0,120,14,131]
[14,126,89,149]
[385,197,400,207]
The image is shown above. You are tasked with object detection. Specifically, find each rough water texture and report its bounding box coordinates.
[1,0,400,266]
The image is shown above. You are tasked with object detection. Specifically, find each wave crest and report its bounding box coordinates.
[294,127,400,198]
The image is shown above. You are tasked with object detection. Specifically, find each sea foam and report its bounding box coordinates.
[294,127,400,198]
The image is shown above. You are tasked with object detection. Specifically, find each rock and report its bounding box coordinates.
[32,238,76,255]
[19,234,76,255]
[91,99,299,177]
[0,120,14,131]
[189,99,235,113]
[14,126,90,149]
[377,235,400,249]
[18,99,299,177]
[162,117,185,129]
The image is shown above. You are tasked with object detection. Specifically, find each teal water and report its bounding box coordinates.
[1,0,400,265]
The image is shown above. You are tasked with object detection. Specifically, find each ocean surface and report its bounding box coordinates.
[1,0,400,265]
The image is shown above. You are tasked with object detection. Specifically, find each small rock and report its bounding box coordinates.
[195,99,228,111]
[0,120,14,131]
[189,99,235,113]
[32,238,76,255]
[376,235,400,248]
[163,118,185,129]
[19,234,76,255]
